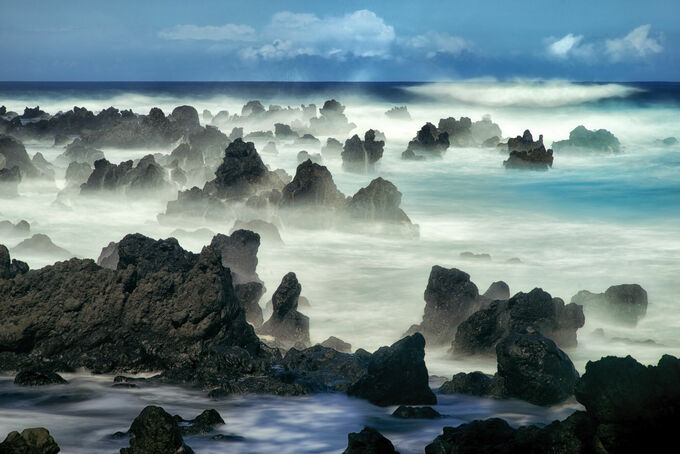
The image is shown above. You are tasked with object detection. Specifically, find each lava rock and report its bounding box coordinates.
[280,160,347,209]
[0,134,39,178]
[482,281,510,301]
[439,371,494,396]
[321,137,343,156]
[346,178,415,230]
[11,234,72,261]
[503,130,553,170]
[0,427,60,454]
[120,406,193,454]
[209,230,262,284]
[385,106,411,120]
[231,219,282,244]
[438,117,473,147]
[173,409,225,436]
[343,427,398,454]
[56,138,105,166]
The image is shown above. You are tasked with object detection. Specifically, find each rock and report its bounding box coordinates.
[120,406,193,454]
[348,333,436,406]
[209,230,262,284]
[385,106,411,120]
[346,178,415,229]
[0,220,30,238]
[407,267,485,346]
[274,123,298,138]
[260,272,310,349]
[234,281,265,328]
[496,332,579,406]
[319,336,352,353]
[0,234,263,382]
[170,105,201,133]
[321,137,343,156]
[470,115,503,146]
[0,166,21,197]
[0,245,29,279]
[14,369,68,386]
[552,125,621,154]
[173,409,225,436]
[231,219,282,244]
[241,100,265,117]
[0,427,60,454]
[159,186,227,222]
[96,233,195,276]
[186,125,229,163]
[64,162,92,186]
[503,130,553,170]
[453,288,585,354]
[297,150,323,165]
[658,136,678,146]
[482,281,510,301]
[80,155,172,195]
[208,374,309,397]
[294,134,320,147]
[21,106,49,120]
[342,130,385,172]
[56,138,105,166]
[11,234,72,261]
[280,160,346,209]
[570,284,648,326]
[31,153,54,180]
[392,405,441,419]
[438,117,473,147]
[343,427,398,454]
[202,109,213,123]
[309,99,355,135]
[262,141,278,154]
[460,251,491,261]
[281,345,369,392]
[481,136,500,147]
[439,371,494,396]
[0,134,39,178]
[402,123,449,159]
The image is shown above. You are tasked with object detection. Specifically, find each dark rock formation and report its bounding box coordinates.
[297,150,323,165]
[56,138,104,166]
[0,427,60,454]
[80,155,172,195]
[294,134,320,147]
[234,281,265,328]
[503,130,553,170]
[402,123,449,159]
[570,284,647,326]
[231,219,282,244]
[260,272,310,349]
[209,230,261,284]
[0,134,39,178]
[343,427,398,454]
[319,336,352,353]
[453,288,585,354]
[406,267,486,346]
[392,405,441,419]
[346,178,415,229]
[241,100,265,117]
[159,186,227,222]
[438,117,473,147]
[274,123,298,139]
[281,345,369,392]
[552,125,621,153]
[348,333,436,406]
[0,245,29,279]
[342,130,385,172]
[280,160,346,210]
[496,332,579,406]
[385,106,411,120]
[170,105,201,133]
[483,281,510,301]
[173,409,225,436]
[120,406,193,454]
[439,371,495,396]
[10,234,72,261]
[14,368,68,386]
[31,153,54,180]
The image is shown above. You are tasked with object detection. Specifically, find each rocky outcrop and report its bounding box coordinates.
[406,267,487,346]
[470,115,503,146]
[0,166,21,197]
[483,281,510,301]
[14,368,68,386]
[0,220,30,238]
[172,409,225,436]
[274,123,298,139]
[80,155,172,195]
[209,230,261,284]
[552,125,621,154]
[346,178,415,231]
[321,137,343,156]
[64,161,92,186]
[260,272,310,349]
[453,288,585,355]
[503,130,553,170]
[570,284,647,326]
[402,123,450,159]
[341,130,385,172]
[0,428,60,454]
[31,153,54,180]
[348,333,436,406]
[280,160,346,210]
[343,427,397,454]
[120,406,193,454]
[0,245,29,279]
[0,134,39,178]
[170,105,201,133]
[319,336,352,353]
[297,150,323,165]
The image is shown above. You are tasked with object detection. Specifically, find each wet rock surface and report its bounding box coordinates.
[14,369,68,386]
[343,427,398,454]
[120,406,194,454]
[0,427,61,454]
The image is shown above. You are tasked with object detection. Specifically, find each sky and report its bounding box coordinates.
[0,0,677,81]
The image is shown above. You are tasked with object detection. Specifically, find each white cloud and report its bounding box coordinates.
[159,24,256,41]
[547,33,584,58]
[605,24,662,61]
[404,32,470,58]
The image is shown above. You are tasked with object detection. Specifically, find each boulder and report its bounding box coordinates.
[280,160,346,209]
[348,333,436,406]
[173,409,225,436]
[346,178,414,227]
[453,288,585,355]
[260,272,310,349]
[439,371,494,396]
[392,406,441,419]
[0,428,60,454]
[0,245,29,279]
[120,406,193,454]
[343,427,398,454]
[552,125,621,153]
[570,284,647,326]
[14,368,68,386]
[281,345,369,392]
[482,281,510,301]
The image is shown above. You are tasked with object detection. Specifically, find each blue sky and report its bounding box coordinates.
[0,0,677,81]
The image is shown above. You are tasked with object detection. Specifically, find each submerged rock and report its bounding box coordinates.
[14,369,68,386]
[260,272,310,349]
[552,125,621,153]
[120,406,193,454]
[570,284,647,326]
[348,333,436,406]
[0,427,60,454]
[343,427,398,454]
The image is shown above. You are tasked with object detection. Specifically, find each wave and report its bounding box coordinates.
[403,79,641,108]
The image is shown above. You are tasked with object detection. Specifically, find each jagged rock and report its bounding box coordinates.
[14,368,68,386]
[120,406,193,454]
[56,138,104,166]
[280,160,346,209]
[187,125,229,162]
[170,105,201,133]
[402,123,450,159]
[202,109,213,123]
[0,427,60,454]
[274,123,298,138]
[552,126,621,154]
[159,186,227,222]
[309,99,355,135]
[482,281,510,301]
[209,229,261,284]
[241,100,265,117]
[260,272,310,349]
[0,234,264,381]
[0,245,29,279]
[503,130,553,170]
[0,166,21,197]
[346,178,414,226]
[319,336,352,353]
[0,134,39,178]
[348,333,436,406]
[570,284,647,326]
[169,143,204,171]
[342,130,384,172]
[281,345,369,392]
[496,332,579,406]
[11,234,72,261]
[385,106,411,120]
[80,155,172,195]
[234,281,264,328]
[343,427,398,454]
[407,267,485,346]
[231,219,282,244]
[481,136,500,147]
[453,288,585,355]
[392,406,441,419]
[173,409,225,436]
[438,117,473,147]
[321,137,343,156]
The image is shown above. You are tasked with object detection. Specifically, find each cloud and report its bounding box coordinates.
[159,24,256,41]
[404,32,470,58]
[605,24,662,61]
[547,33,584,58]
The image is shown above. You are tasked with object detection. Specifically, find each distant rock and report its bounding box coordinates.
[346,177,415,228]
[274,123,298,139]
[80,155,173,195]
[343,427,397,454]
[348,333,436,406]
[570,284,647,326]
[64,161,92,186]
[319,336,352,353]
[56,138,105,166]
[297,150,323,165]
[482,281,510,301]
[460,251,491,260]
[0,134,39,178]
[552,125,621,153]
[0,427,60,454]
[294,134,321,147]
[309,99,356,135]
[655,136,678,146]
[11,234,72,261]
[503,130,553,170]
[392,405,441,419]
[231,219,282,244]
[321,137,343,156]
[120,406,194,454]
[260,272,310,349]
[170,105,201,133]
[481,136,501,147]
[342,130,385,172]
[0,220,30,237]
[31,153,55,180]
[280,160,347,210]
[470,115,503,146]
[385,106,411,120]
[14,368,68,386]
[438,117,473,147]
[173,409,225,436]
[209,229,262,284]
[402,123,450,159]
[0,166,21,198]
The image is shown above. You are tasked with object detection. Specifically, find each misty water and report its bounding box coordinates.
[1,80,679,452]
